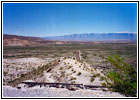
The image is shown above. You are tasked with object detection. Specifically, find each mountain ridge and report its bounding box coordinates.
[43,33,137,42]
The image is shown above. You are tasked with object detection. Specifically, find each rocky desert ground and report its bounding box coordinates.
[3,56,125,97]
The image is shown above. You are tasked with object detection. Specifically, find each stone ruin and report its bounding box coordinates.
[75,50,81,61]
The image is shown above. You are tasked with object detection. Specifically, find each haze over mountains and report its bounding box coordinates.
[3,33,137,46]
[44,33,137,42]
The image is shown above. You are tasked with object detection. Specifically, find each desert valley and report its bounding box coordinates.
[3,34,137,97]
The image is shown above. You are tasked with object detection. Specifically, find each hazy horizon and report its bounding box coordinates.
[3,32,137,38]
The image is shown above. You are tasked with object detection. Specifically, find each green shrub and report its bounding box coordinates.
[105,54,137,97]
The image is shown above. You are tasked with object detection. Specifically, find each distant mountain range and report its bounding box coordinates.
[43,33,137,42]
[3,33,137,46]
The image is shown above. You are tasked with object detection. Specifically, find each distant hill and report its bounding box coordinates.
[43,33,137,42]
[3,34,45,46]
[4,34,44,41]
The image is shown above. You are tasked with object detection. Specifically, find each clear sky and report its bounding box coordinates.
[3,3,137,37]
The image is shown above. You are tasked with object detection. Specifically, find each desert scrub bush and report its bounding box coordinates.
[73,71,76,73]
[71,68,74,72]
[20,74,25,78]
[104,54,137,97]
[68,66,72,69]
[81,54,87,59]
[77,72,81,76]
[90,76,95,82]
[70,77,76,81]
[58,59,61,62]
[60,73,65,78]
[93,53,97,56]
[100,76,105,81]
[3,71,8,76]
[99,55,105,58]
[59,67,63,70]
[90,74,97,82]
[71,81,76,84]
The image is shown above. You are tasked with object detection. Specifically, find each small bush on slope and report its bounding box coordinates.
[104,54,137,97]
[77,72,81,76]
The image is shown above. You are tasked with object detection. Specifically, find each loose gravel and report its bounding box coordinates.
[3,86,125,97]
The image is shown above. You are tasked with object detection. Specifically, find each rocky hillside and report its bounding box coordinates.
[34,57,105,85]
[4,57,105,87]
[3,38,38,46]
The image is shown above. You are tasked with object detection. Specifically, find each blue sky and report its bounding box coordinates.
[3,3,137,37]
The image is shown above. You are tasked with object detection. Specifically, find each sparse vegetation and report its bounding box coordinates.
[8,60,58,87]
[3,43,137,91]
[90,73,101,83]
[4,44,136,67]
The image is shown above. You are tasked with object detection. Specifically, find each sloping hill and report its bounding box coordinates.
[7,57,105,87]
[3,34,44,42]
[35,57,105,85]
[3,34,66,46]
[3,34,45,46]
